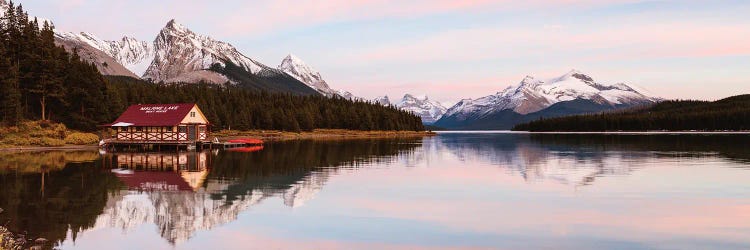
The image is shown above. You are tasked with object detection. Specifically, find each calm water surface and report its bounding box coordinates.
[1,133,749,249]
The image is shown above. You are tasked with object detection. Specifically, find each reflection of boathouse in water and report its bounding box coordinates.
[105,151,211,192]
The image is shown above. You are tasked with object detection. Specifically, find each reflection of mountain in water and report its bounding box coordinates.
[93,139,422,244]
[436,133,750,186]
[0,138,422,247]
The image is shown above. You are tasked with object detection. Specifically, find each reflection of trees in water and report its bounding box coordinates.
[0,161,123,249]
[0,150,99,174]
[95,138,424,244]
[437,133,750,187]
[529,134,750,164]
[209,139,422,201]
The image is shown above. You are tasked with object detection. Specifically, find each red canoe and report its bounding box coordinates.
[226,138,264,144]
[227,146,264,152]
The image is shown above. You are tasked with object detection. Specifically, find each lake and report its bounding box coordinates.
[1,132,749,249]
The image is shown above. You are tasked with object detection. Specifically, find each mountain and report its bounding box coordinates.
[55,19,319,95]
[145,19,271,83]
[11,0,339,97]
[374,94,447,124]
[373,96,391,106]
[54,34,140,78]
[56,32,153,76]
[278,54,361,99]
[435,70,660,130]
[279,54,334,95]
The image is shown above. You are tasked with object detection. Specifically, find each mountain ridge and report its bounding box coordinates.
[54,18,320,95]
[435,70,660,129]
[375,94,447,124]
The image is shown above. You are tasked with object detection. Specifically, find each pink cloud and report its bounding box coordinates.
[217,0,499,36]
[354,22,750,65]
[216,0,645,37]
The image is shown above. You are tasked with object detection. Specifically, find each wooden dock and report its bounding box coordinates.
[101,139,262,152]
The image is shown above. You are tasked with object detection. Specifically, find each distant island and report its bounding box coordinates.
[513,94,750,132]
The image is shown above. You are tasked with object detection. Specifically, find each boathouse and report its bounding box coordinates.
[103,103,210,147]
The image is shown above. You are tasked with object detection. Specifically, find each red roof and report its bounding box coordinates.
[108,103,200,126]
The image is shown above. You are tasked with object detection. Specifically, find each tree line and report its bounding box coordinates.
[106,76,425,132]
[513,95,750,131]
[0,2,424,132]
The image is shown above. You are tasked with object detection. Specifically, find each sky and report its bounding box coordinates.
[17,0,750,105]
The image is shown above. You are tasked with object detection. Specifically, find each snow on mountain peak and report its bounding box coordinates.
[279,54,325,86]
[374,96,391,106]
[57,31,154,76]
[551,69,593,83]
[386,94,447,124]
[443,70,661,119]
[402,93,428,101]
[283,53,306,65]
[278,53,354,98]
[163,19,189,35]
[143,19,268,82]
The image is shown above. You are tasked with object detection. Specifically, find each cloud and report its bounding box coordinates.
[216,0,500,37]
[351,21,750,66]
[215,0,648,37]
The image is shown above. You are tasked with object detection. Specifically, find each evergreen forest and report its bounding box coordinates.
[513,95,750,131]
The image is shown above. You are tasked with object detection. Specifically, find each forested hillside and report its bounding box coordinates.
[0,3,424,132]
[513,95,750,131]
[106,76,424,132]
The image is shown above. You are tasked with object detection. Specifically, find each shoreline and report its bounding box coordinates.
[440,130,750,134]
[214,129,436,142]
[0,145,99,152]
[0,129,435,151]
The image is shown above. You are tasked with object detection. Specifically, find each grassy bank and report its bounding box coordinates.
[214,129,436,141]
[0,121,99,149]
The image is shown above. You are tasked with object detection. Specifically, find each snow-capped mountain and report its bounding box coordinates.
[144,19,275,83]
[283,171,331,208]
[278,54,360,99]
[374,94,447,124]
[54,33,139,77]
[373,96,392,106]
[279,54,334,95]
[56,32,154,76]
[436,70,660,129]
[54,19,324,94]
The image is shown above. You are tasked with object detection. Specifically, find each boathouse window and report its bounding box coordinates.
[190,112,196,118]
[178,126,187,133]
[199,126,206,132]
[136,127,143,132]
[120,127,128,132]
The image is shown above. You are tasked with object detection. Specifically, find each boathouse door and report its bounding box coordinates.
[188,125,197,140]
